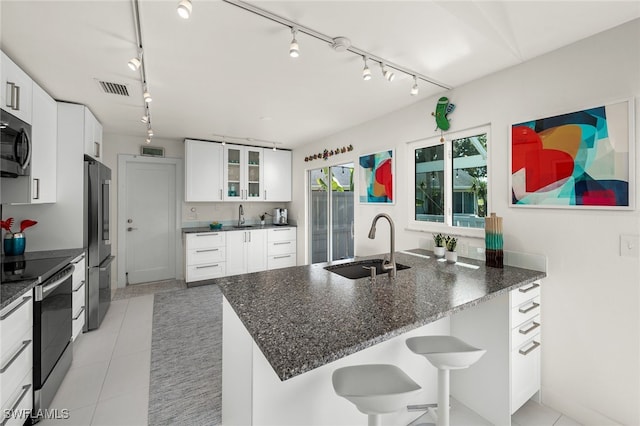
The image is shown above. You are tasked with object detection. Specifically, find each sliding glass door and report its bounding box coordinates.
[309,163,354,263]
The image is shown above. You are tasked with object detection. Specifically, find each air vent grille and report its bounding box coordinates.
[97,81,130,96]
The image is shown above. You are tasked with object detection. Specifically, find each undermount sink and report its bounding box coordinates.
[232,225,254,228]
[324,259,410,279]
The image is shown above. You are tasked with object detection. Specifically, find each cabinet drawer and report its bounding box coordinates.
[187,247,226,266]
[267,227,296,242]
[511,317,541,350]
[1,370,32,426]
[511,337,541,414]
[0,328,32,408]
[186,232,226,249]
[511,296,540,327]
[267,240,296,256]
[186,262,226,282]
[0,294,33,353]
[267,254,296,270]
[71,255,86,284]
[511,281,540,308]
[72,313,85,341]
[72,281,85,312]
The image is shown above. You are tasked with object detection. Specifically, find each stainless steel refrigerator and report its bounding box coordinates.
[84,156,114,330]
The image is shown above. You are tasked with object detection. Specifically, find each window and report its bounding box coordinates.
[409,125,489,236]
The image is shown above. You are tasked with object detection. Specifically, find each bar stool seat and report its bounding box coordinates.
[406,336,486,426]
[332,364,421,426]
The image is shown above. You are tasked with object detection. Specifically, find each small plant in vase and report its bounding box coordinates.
[433,233,445,258]
[1,218,38,256]
[444,236,457,264]
[259,212,268,226]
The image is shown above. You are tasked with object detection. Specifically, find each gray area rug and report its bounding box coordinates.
[148,285,222,425]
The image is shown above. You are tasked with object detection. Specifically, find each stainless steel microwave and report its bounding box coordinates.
[1,108,31,177]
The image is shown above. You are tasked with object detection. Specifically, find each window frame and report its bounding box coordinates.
[407,124,491,238]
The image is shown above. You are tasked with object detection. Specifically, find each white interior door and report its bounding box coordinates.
[125,160,176,284]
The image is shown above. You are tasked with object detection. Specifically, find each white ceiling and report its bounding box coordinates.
[1,1,638,150]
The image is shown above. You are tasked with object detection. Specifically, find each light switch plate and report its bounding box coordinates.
[620,234,639,257]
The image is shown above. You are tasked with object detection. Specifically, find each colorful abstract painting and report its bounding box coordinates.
[511,101,632,208]
[359,150,394,204]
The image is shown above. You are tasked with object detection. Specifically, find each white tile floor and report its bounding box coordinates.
[40,291,581,426]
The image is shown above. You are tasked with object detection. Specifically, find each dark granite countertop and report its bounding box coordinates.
[1,248,85,310]
[182,224,296,234]
[214,248,546,381]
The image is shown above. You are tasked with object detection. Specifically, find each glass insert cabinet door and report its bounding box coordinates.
[224,145,263,201]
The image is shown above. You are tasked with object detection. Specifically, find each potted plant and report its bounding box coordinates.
[433,233,445,257]
[444,236,457,264]
[259,212,267,226]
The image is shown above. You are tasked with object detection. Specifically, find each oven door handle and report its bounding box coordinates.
[38,266,75,300]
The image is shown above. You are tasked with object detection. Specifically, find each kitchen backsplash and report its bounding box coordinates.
[182,202,291,227]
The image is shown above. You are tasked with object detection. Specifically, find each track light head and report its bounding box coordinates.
[143,91,152,103]
[177,0,192,19]
[141,114,149,124]
[145,138,151,145]
[289,27,299,58]
[272,143,277,151]
[128,57,141,71]
[380,63,395,82]
[411,76,419,96]
[147,128,154,137]
[362,57,372,81]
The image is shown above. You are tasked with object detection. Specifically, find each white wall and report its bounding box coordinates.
[290,20,640,425]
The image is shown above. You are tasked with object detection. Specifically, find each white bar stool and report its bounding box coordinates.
[332,364,421,426]
[406,336,486,426]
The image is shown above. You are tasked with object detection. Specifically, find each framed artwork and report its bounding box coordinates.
[359,149,394,204]
[510,99,634,209]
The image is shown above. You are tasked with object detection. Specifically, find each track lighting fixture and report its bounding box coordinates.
[147,128,154,137]
[177,0,192,19]
[128,57,141,71]
[410,76,419,96]
[141,114,149,124]
[272,143,277,151]
[145,138,151,145]
[289,27,300,58]
[362,57,371,81]
[380,63,395,82]
[143,90,152,103]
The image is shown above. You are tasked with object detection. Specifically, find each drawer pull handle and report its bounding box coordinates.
[1,384,32,426]
[273,228,289,231]
[273,241,291,245]
[273,255,291,260]
[197,233,218,237]
[196,248,219,253]
[518,302,540,314]
[71,253,86,264]
[518,282,540,293]
[73,280,86,292]
[0,296,32,320]
[0,340,31,373]
[519,321,540,335]
[519,340,540,356]
[196,264,219,269]
[73,306,86,321]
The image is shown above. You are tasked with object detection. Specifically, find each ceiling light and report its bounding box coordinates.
[143,90,152,103]
[410,76,419,96]
[380,63,395,82]
[272,143,277,151]
[145,138,151,145]
[128,57,141,71]
[221,136,226,146]
[141,114,149,124]
[362,57,371,81]
[147,128,154,137]
[289,27,299,58]
[177,0,192,19]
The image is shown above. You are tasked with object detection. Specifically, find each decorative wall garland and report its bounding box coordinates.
[304,144,354,162]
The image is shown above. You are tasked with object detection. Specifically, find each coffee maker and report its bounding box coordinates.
[273,208,288,225]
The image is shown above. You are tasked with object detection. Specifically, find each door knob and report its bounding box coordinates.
[127,227,138,232]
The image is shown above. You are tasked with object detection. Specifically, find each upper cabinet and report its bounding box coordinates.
[1,51,32,124]
[83,107,102,159]
[185,139,224,202]
[263,149,291,202]
[223,145,264,202]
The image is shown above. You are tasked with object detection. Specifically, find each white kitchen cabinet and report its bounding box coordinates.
[224,144,264,201]
[267,227,296,270]
[71,254,86,341]
[263,149,292,202]
[1,51,32,124]
[185,232,227,282]
[2,82,58,204]
[184,139,224,202]
[0,293,33,425]
[226,229,267,276]
[83,107,102,160]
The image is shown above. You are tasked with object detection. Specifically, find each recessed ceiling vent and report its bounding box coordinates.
[96,80,130,96]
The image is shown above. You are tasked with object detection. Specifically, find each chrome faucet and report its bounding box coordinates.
[368,213,396,278]
[238,204,245,227]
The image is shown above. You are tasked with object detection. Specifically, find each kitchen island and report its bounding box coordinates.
[217,249,546,425]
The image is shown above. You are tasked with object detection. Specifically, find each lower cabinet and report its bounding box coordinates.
[71,254,86,341]
[226,229,267,276]
[185,232,227,283]
[0,293,34,426]
[267,227,297,270]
